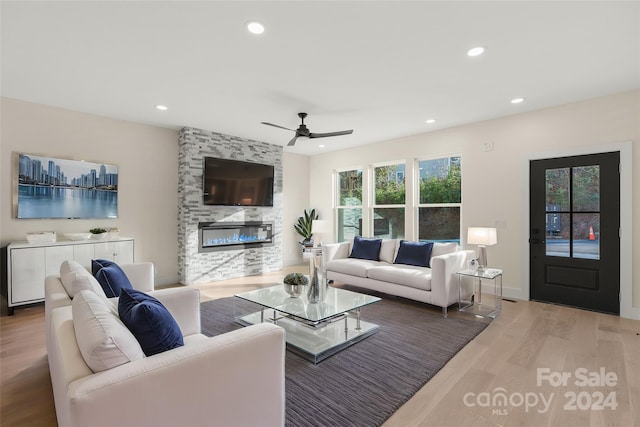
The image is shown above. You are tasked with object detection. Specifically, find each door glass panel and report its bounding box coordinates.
[545,165,600,259]
[418,207,460,242]
[573,165,599,212]
[573,214,600,259]
[372,208,405,239]
[546,168,570,211]
[546,213,570,257]
[337,208,362,242]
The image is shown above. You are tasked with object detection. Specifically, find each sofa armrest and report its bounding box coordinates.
[67,323,286,427]
[120,262,154,292]
[323,241,350,263]
[45,275,72,331]
[430,250,474,309]
[149,287,201,336]
[45,275,72,311]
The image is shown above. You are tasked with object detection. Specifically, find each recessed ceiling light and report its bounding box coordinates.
[511,97,525,104]
[247,21,265,35]
[318,144,325,148]
[467,46,485,57]
[155,105,168,111]
[425,119,436,124]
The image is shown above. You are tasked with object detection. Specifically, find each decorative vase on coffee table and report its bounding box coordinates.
[307,248,327,303]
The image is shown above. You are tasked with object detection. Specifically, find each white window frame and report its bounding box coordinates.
[371,160,407,239]
[335,167,365,242]
[414,154,463,242]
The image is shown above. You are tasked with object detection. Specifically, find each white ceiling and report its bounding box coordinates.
[2,1,639,156]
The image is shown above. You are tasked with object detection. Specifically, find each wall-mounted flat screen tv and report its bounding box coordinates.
[203,157,274,207]
[15,153,118,219]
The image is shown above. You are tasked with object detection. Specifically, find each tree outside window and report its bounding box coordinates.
[418,156,461,242]
[337,169,363,242]
[373,163,405,239]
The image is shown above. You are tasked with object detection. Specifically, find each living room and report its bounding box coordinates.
[1,2,639,426]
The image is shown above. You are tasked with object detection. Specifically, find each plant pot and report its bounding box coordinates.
[283,283,305,298]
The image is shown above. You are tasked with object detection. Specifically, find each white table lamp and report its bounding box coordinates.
[467,227,497,270]
[312,220,330,247]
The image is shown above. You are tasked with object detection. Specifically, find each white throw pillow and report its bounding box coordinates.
[59,260,87,277]
[72,290,145,373]
[379,239,398,264]
[431,242,459,258]
[61,270,107,299]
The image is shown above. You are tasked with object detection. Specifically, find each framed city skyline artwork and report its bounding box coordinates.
[15,152,118,219]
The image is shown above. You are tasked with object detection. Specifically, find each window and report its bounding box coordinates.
[417,156,461,242]
[334,156,462,243]
[545,165,600,259]
[373,163,405,239]
[336,169,363,242]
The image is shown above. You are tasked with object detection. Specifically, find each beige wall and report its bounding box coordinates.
[0,98,180,285]
[309,89,640,318]
[282,151,311,267]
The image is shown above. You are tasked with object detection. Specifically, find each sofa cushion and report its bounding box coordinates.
[93,260,133,298]
[349,236,382,261]
[61,270,107,299]
[378,239,398,264]
[118,288,184,357]
[394,240,434,267]
[72,290,145,373]
[325,258,382,278]
[367,264,433,291]
[60,260,87,277]
[431,242,458,258]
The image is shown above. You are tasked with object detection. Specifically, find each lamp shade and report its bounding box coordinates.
[467,227,497,246]
[312,220,330,234]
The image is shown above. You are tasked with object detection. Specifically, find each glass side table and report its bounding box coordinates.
[457,268,503,318]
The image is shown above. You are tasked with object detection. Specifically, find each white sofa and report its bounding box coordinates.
[45,262,286,427]
[324,239,474,316]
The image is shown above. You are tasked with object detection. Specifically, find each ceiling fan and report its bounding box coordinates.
[261,112,353,146]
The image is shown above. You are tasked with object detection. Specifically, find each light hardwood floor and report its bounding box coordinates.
[1,267,638,427]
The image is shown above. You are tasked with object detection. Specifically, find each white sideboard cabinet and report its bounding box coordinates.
[6,238,134,315]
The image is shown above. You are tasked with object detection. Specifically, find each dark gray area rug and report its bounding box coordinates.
[200,289,490,427]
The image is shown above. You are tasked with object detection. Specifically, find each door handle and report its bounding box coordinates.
[529,238,544,244]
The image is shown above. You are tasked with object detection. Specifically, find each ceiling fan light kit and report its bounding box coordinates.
[262,112,354,146]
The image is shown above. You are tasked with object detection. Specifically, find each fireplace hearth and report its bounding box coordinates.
[198,222,273,252]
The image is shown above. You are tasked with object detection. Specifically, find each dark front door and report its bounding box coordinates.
[530,152,620,314]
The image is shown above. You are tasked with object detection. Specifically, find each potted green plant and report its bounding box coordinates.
[294,208,318,247]
[89,228,108,239]
[283,273,309,298]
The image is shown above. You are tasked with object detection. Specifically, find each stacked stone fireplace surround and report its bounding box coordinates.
[178,127,283,285]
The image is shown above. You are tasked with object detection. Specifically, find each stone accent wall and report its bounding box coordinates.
[178,127,283,284]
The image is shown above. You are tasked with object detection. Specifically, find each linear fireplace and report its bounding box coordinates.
[198,221,273,252]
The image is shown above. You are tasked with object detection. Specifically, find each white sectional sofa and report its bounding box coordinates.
[45,261,286,427]
[324,239,474,316]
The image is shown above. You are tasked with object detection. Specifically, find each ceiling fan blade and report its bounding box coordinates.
[309,129,354,139]
[287,135,298,146]
[261,122,295,132]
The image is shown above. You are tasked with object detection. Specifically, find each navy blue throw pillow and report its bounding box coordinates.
[349,236,383,261]
[118,288,184,357]
[394,240,434,267]
[91,259,116,276]
[92,259,133,298]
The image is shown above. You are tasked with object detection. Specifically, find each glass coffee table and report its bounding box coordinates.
[234,285,381,363]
